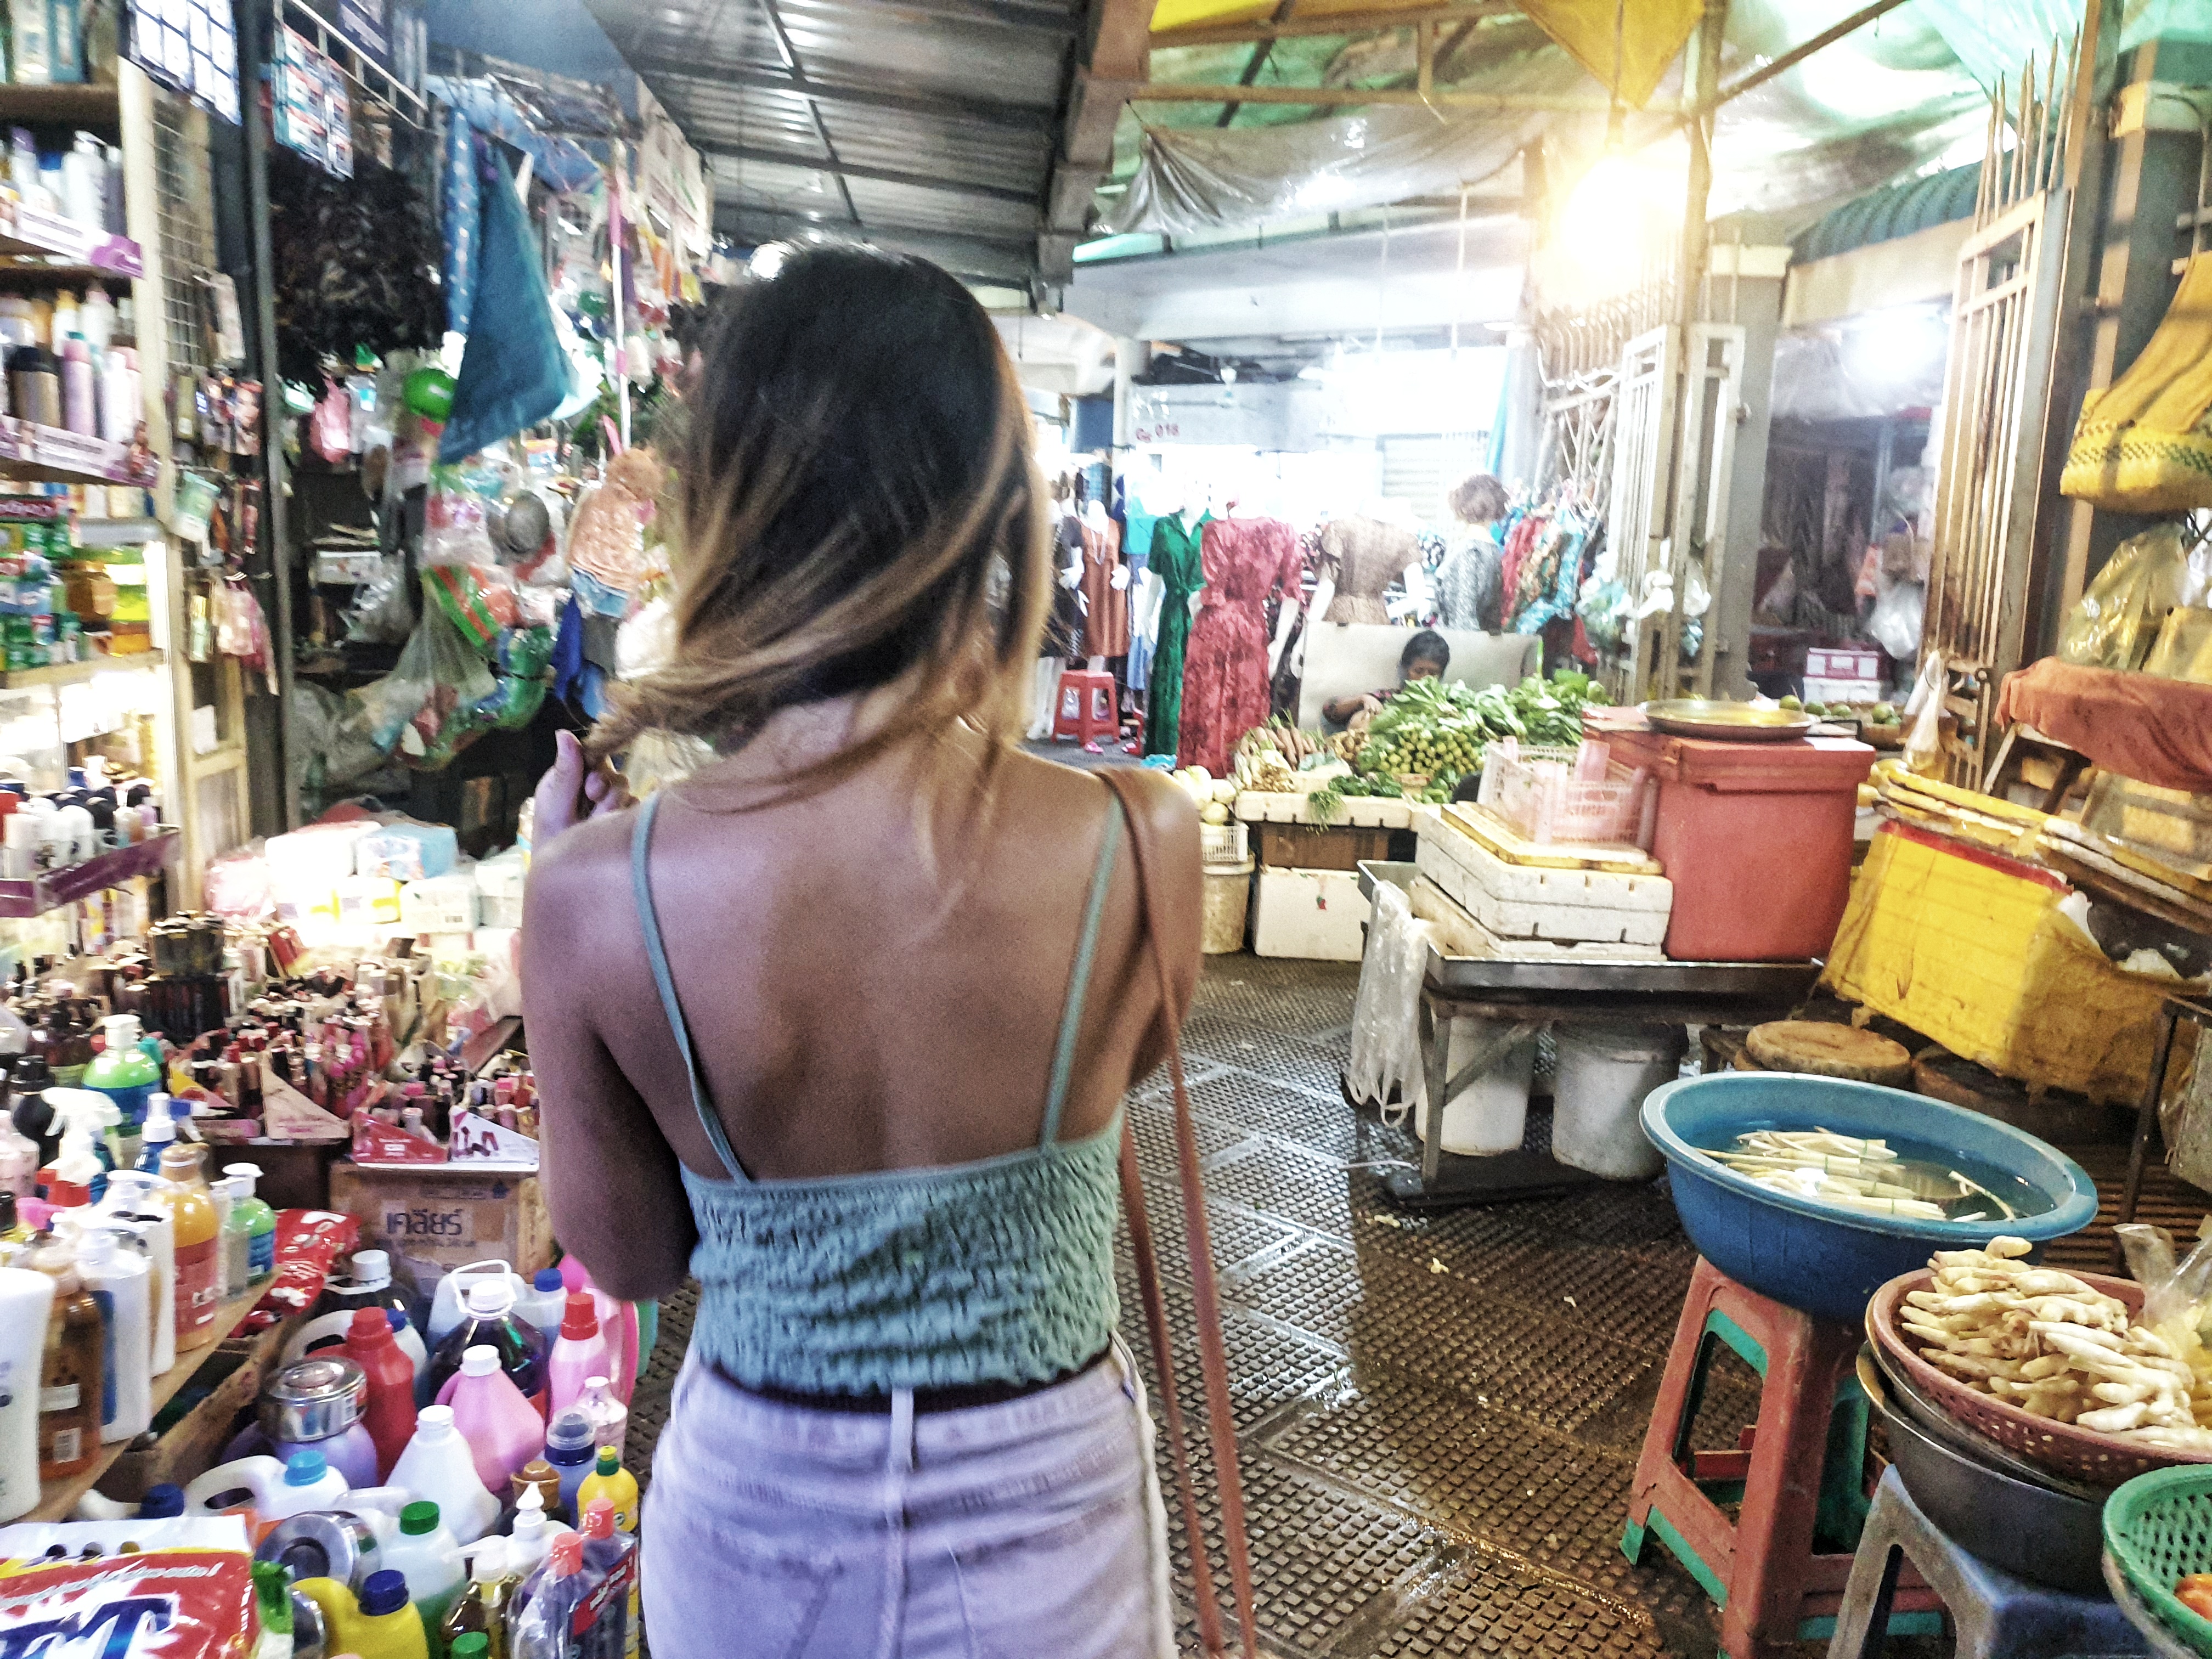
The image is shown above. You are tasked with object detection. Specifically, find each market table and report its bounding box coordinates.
[1357,861,1823,1209]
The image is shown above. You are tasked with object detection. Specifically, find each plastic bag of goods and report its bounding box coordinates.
[2057,522,2197,672]
[0,1515,256,1655]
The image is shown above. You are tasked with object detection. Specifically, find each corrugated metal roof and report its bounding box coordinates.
[584,0,1085,286]
[1792,162,1982,264]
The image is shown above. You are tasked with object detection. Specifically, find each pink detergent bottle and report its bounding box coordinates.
[445,1342,547,1494]
[561,1259,636,1407]
[547,1294,611,1418]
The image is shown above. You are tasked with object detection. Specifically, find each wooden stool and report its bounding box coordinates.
[1622,1257,1941,1657]
[1830,1469,2146,1659]
[1052,668,1117,744]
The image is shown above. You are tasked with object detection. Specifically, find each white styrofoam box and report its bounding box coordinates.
[1802,676,1886,707]
[400,872,478,934]
[334,874,403,933]
[1409,875,1664,960]
[1251,867,1370,961]
[1807,647,1883,680]
[1200,821,1249,867]
[1415,815,1671,947]
[1235,791,1414,829]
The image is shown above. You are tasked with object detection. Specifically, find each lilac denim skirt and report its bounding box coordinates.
[641,1338,1175,1658]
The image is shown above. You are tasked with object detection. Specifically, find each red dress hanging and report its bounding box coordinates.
[1177,517,1302,775]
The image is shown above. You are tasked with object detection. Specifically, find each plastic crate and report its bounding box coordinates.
[1476,743,1649,845]
[1199,821,1248,867]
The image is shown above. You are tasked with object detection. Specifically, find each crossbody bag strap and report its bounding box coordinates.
[1100,769,1259,1659]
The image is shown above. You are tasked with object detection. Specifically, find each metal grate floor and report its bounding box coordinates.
[624,956,1782,1656]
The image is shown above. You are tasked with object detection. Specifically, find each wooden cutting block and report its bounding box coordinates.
[1744,1020,1914,1086]
[1415,809,1671,947]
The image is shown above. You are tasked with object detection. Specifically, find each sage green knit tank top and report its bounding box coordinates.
[633,789,1126,1395]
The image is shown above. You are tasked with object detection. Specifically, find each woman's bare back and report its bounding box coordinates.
[522,727,1200,1301]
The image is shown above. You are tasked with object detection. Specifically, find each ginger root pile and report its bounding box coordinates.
[1901,1236,2212,1453]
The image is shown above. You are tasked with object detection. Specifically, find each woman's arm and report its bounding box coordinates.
[522,823,697,1302]
[1120,770,1203,1083]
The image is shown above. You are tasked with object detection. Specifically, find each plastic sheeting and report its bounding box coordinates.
[1770,326,1948,423]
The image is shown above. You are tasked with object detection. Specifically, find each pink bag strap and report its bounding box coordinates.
[1099,769,1258,1659]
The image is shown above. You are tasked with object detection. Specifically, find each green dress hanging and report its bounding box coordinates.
[1143,511,1210,758]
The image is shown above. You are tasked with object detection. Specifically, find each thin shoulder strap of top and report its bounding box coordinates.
[631,792,748,1182]
[1040,795,1126,1148]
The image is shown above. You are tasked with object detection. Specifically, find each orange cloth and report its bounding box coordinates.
[1995,657,2212,794]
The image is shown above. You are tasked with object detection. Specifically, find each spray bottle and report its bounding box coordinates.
[36,1088,117,1204]
[133,1091,176,1173]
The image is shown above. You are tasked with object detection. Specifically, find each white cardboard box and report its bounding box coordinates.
[1251,867,1371,961]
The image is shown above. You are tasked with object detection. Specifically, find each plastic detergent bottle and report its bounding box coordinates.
[541,1407,596,1522]
[443,1344,545,1493]
[75,1226,149,1443]
[546,1294,608,1417]
[577,1497,636,1659]
[0,1265,54,1520]
[84,1013,157,1149]
[99,1171,174,1374]
[210,1176,246,1301]
[263,1448,349,1521]
[575,1447,637,1536]
[222,1163,276,1285]
[514,1268,566,1340]
[510,1533,589,1659]
[573,1377,625,1461]
[561,1260,635,1406]
[438,1536,515,1659]
[252,1559,295,1659]
[339,1306,419,1480]
[427,1277,547,1412]
[382,1498,466,1650]
[133,1092,175,1173]
[389,1404,498,1544]
[295,1568,430,1659]
[426,1261,528,1350]
[504,1483,569,1582]
[30,1237,101,1479]
[509,1456,559,1515]
[159,1141,221,1349]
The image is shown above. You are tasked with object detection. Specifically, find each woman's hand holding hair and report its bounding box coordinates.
[533,730,631,848]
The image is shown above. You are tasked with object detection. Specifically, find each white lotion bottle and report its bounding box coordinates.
[77,1228,151,1443]
[0,1266,57,1519]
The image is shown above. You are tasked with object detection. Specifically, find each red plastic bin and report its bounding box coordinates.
[1585,708,1875,962]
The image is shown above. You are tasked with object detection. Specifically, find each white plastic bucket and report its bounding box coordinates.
[1551,1022,1688,1179]
[1410,1018,1539,1155]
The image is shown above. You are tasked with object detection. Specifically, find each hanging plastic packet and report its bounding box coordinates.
[311,378,352,466]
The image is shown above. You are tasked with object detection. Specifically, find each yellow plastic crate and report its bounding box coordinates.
[1823,822,2194,1105]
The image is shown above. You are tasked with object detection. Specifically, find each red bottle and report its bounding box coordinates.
[338,1305,418,1480]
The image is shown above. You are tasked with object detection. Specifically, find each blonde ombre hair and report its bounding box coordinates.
[586,241,1052,800]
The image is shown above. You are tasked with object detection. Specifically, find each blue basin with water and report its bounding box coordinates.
[1641,1072,2098,1325]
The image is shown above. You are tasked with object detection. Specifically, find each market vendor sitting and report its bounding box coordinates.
[1322,629,1451,732]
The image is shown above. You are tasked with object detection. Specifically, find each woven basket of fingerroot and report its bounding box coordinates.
[1868,1269,2212,1487]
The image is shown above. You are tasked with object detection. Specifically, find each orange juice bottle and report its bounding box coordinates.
[159,1143,221,1350]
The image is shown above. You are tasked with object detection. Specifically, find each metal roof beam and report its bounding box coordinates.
[1150,2,1514,49]
[627,54,1055,132]
[1129,81,1681,112]
[874,0,1079,34]
[1037,0,1152,284]
[718,211,1037,278]
[703,140,1043,211]
[1706,0,1914,111]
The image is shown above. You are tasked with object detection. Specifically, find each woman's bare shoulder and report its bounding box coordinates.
[521,805,642,970]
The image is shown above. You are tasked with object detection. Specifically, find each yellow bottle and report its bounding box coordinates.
[576,1447,638,1533]
[577,1454,641,1657]
[294,1571,429,1659]
[158,1143,221,1350]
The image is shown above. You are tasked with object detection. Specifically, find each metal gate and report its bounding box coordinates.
[1661,323,1747,698]
[1610,325,1678,699]
[1923,37,2075,781]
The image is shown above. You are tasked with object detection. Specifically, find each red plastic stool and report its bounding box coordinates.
[1052,668,1116,744]
[1622,1257,1940,1658]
